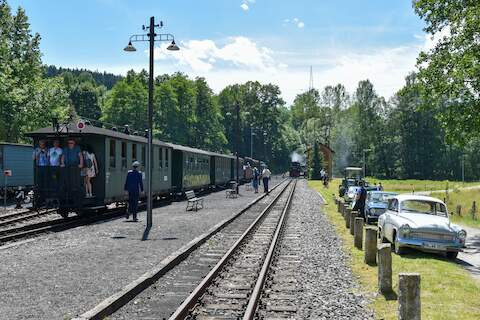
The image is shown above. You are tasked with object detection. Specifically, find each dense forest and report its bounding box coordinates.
[0,0,478,179]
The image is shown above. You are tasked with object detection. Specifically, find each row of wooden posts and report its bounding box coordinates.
[452,201,477,220]
[334,197,421,320]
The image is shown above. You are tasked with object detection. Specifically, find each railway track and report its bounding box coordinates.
[167,179,297,320]
[0,208,56,229]
[0,207,125,245]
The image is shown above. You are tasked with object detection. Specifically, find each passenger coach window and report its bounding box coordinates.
[121,142,127,168]
[165,149,169,168]
[132,144,137,161]
[141,146,146,166]
[158,148,163,169]
[109,139,116,168]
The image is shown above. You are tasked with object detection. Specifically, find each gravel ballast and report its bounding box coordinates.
[0,178,281,320]
[294,179,373,319]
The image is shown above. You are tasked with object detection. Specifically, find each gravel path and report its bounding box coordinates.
[0,178,282,320]
[294,179,373,319]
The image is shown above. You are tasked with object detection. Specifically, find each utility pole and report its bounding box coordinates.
[235,101,240,194]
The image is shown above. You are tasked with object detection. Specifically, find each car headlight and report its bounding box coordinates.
[458,230,467,240]
[399,224,411,237]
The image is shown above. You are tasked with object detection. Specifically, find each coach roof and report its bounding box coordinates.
[27,123,171,147]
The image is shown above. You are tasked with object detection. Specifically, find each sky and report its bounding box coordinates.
[8,0,430,104]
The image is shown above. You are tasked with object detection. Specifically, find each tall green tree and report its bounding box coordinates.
[101,70,148,131]
[414,0,480,145]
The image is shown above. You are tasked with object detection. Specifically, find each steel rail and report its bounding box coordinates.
[243,179,297,320]
[168,179,293,320]
[0,207,125,244]
[0,209,55,228]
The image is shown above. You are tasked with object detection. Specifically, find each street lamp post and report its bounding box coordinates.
[235,101,240,194]
[250,127,255,159]
[124,17,179,229]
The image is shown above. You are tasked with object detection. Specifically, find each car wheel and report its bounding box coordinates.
[393,233,406,255]
[446,251,458,260]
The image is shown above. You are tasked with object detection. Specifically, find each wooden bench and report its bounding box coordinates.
[226,182,238,198]
[185,190,204,211]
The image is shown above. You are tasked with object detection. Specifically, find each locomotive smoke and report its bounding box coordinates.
[290,151,306,165]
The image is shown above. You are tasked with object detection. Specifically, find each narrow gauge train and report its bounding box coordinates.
[289,161,306,177]
[27,123,248,217]
[0,142,34,196]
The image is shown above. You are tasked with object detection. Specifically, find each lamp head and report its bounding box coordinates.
[167,40,180,51]
[123,41,137,52]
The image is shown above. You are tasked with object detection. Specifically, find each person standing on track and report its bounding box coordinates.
[124,161,144,222]
[262,166,272,194]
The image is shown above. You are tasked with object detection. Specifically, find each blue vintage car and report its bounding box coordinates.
[364,191,398,224]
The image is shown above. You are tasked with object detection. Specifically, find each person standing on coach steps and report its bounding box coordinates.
[124,161,144,222]
[262,166,272,194]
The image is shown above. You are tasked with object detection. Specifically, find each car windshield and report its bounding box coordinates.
[400,200,448,217]
[369,193,397,203]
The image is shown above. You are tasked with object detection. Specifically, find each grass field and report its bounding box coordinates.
[366,177,480,193]
[429,189,480,228]
[311,179,480,320]
[365,178,480,228]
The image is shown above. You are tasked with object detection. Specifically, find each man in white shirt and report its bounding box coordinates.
[48,139,63,192]
[262,167,272,194]
[48,140,63,166]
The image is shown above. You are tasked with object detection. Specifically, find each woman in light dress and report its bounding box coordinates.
[81,146,98,197]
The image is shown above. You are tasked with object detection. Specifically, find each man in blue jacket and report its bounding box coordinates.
[124,161,144,221]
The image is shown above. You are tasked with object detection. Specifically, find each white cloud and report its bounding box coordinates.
[240,0,255,11]
[153,36,280,73]
[284,17,305,29]
[99,32,441,105]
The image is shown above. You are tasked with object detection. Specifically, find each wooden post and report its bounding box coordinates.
[350,210,356,235]
[378,243,392,294]
[354,217,364,249]
[364,227,377,265]
[345,207,351,229]
[456,205,462,216]
[398,273,421,320]
[471,201,477,220]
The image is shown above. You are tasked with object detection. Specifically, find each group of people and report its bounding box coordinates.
[251,166,272,194]
[33,138,98,198]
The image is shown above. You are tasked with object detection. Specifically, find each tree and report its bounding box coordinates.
[309,143,324,179]
[0,1,43,142]
[101,70,148,131]
[414,0,480,145]
[70,81,102,120]
[194,77,227,151]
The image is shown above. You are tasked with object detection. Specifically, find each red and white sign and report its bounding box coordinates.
[4,170,12,177]
[77,120,86,130]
